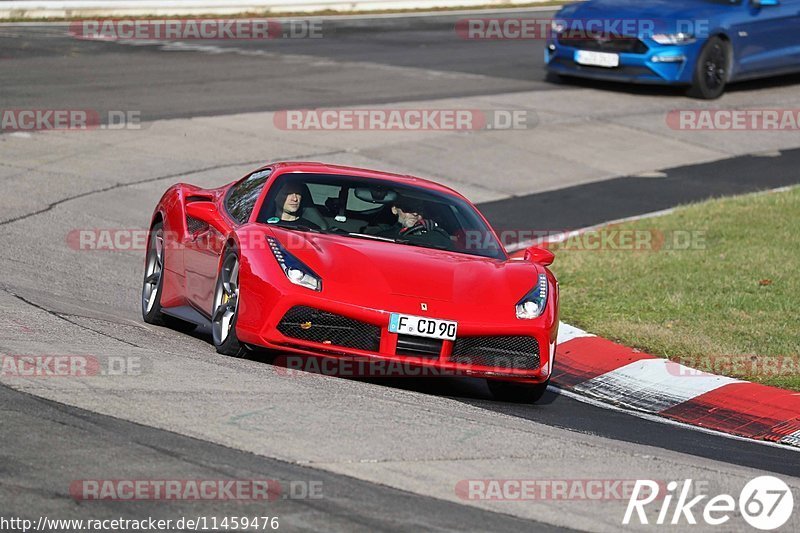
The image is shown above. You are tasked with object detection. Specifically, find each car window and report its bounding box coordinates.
[307,182,340,206]
[259,172,506,260]
[347,188,381,212]
[226,169,271,224]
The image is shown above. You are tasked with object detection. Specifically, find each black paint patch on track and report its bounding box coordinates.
[478,148,800,233]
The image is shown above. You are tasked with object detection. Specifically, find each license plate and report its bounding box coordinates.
[574,50,619,68]
[388,313,457,341]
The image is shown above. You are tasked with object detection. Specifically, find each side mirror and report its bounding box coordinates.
[524,246,555,266]
[752,0,779,7]
[185,201,228,235]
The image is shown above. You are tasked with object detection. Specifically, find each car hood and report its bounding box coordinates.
[559,0,724,30]
[265,228,542,310]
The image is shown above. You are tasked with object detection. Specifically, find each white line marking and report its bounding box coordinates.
[780,431,800,447]
[752,150,782,157]
[106,38,495,80]
[556,322,593,344]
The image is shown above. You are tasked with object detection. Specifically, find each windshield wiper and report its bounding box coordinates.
[326,231,451,251]
[395,239,451,251]
[344,232,398,242]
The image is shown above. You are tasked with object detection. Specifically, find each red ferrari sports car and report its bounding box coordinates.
[142,162,558,402]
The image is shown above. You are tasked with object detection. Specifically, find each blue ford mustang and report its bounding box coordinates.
[545,0,800,98]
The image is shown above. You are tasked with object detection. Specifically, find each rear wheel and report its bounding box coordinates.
[487,378,550,403]
[141,222,196,332]
[687,36,729,99]
[212,250,247,357]
[142,223,168,325]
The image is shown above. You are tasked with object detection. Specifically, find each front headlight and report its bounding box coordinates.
[652,33,695,45]
[515,273,548,319]
[267,236,322,291]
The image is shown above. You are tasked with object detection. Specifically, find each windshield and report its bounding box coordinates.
[257,173,506,260]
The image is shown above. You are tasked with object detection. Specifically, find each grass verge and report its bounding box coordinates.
[552,186,800,390]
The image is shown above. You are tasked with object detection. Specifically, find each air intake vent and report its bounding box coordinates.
[451,336,540,370]
[395,334,442,359]
[186,215,208,234]
[277,306,380,352]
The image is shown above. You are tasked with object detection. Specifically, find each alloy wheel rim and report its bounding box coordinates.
[212,255,239,344]
[704,44,726,90]
[142,228,164,314]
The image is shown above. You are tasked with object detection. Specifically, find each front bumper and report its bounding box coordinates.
[236,288,555,383]
[545,35,701,85]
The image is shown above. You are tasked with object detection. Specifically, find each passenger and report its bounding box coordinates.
[272,182,321,230]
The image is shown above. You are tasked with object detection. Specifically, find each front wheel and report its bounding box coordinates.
[687,36,729,99]
[487,378,550,403]
[211,250,247,357]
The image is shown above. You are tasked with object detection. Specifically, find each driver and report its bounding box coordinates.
[272,182,321,230]
[373,197,450,247]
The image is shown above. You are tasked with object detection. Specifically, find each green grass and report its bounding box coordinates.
[552,186,800,390]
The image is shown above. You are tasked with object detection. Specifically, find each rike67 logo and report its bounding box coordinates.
[624,476,794,530]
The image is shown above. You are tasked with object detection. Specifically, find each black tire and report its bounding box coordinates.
[545,71,565,84]
[141,222,196,332]
[487,378,550,403]
[211,249,247,357]
[687,36,730,99]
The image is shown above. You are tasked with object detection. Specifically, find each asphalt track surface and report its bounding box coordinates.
[1,385,564,533]
[5,10,800,122]
[2,9,800,532]
[0,12,554,121]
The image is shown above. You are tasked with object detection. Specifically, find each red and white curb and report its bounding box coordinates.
[554,323,800,449]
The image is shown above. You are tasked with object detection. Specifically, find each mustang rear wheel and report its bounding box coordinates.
[212,250,247,357]
[487,378,550,403]
[688,36,729,99]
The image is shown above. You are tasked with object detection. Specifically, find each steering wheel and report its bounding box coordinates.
[402,223,450,240]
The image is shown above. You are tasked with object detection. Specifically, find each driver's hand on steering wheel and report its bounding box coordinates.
[416,218,437,232]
